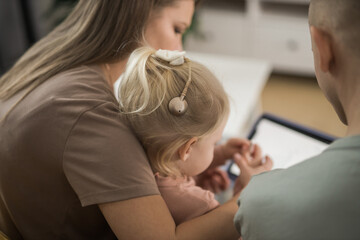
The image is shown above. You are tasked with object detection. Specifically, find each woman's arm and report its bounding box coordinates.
[99,147,273,239]
[100,153,273,239]
[99,194,240,240]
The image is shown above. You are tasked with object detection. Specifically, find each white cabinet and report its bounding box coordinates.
[185,0,314,76]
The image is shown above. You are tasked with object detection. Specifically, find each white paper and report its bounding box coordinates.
[230,118,329,175]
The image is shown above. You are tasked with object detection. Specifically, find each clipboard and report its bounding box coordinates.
[227,113,337,180]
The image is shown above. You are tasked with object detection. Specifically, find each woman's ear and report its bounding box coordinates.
[310,26,334,73]
[178,137,198,161]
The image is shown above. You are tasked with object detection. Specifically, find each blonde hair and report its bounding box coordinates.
[119,47,229,176]
[0,0,203,102]
[0,0,204,107]
[0,1,154,101]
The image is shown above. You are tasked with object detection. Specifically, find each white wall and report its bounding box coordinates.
[185,0,315,76]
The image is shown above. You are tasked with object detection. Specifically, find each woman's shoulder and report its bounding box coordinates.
[48,65,115,103]
[57,65,104,83]
[17,64,119,118]
[0,64,122,139]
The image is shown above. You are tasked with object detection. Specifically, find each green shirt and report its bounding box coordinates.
[234,135,360,240]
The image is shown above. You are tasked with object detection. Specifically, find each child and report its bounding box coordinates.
[118,47,247,225]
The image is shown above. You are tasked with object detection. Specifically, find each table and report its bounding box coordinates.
[187,52,272,138]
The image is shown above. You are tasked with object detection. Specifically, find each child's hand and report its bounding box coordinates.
[194,168,230,193]
[212,138,251,167]
[232,152,273,195]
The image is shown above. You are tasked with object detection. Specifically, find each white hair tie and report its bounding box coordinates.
[153,49,186,65]
[152,49,191,116]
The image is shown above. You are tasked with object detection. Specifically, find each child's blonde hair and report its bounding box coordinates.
[119,47,229,176]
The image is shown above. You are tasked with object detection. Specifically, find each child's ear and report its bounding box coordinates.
[310,26,334,73]
[178,137,198,162]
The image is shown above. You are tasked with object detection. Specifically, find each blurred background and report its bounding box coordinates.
[0,0,347,137]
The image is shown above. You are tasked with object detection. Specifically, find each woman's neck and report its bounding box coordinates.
[100,58,128,89]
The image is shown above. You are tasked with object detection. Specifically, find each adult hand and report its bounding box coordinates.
[232,152,273,195]
[195,167,230,193]
[212,138,251,168]
[246,143,263,167]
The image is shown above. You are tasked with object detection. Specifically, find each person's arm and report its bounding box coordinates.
[99,193,240,240]
[196,139,260,193]
[194,138,250,193]
[194,167,231,193]
[212,138,251,168]
[100,153,273,240]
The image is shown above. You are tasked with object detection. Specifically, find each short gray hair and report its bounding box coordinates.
[309,0,360,57]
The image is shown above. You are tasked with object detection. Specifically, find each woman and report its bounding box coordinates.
[0,0,270,239]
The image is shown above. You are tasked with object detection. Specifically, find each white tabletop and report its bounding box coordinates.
[187,52,272,138]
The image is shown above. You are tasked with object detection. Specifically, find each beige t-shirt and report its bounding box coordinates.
[0,65,159,239]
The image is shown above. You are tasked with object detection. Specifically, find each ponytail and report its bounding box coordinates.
[118,47,176,115]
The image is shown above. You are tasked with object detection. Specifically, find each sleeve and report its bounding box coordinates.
[63,102,160,207]
[234,170,284,238]
[157,177,219,225]
[234,169,296,240]
[234,158,360,240]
